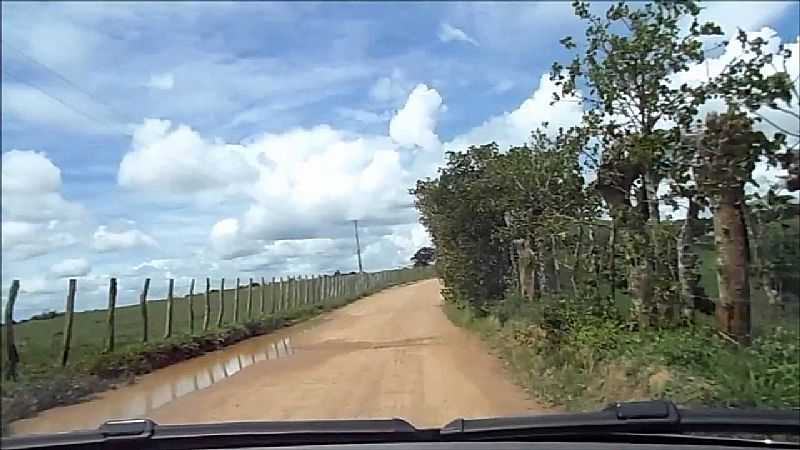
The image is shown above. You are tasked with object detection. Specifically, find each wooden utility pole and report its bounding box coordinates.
[353,219,363,273]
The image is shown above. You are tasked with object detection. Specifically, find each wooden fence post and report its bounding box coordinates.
[164,279,174,339]
[4,280,20,380]
[279,277,285,312]
[233,278,241,323]
[187,279,195,333]
[216,278,225,328]
[310,276,315,303]
[247,278,253,319]
[260,277,266,314]
[297,276,303,307]
[60,279,77,367]
[284,277,290,311]
[270,277,277,314]
[285,277,291,310]
[140,278,150,342]
[105,278,117,353]
[203,278,211,331]
[286,277,291,310]
[292,277,298,309]
[304,276,310,305]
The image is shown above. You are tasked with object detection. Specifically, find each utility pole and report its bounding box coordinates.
[353,219,363,273]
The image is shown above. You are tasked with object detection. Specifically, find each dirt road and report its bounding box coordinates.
[12,279,541,435]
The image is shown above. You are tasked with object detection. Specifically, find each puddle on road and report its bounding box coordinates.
[10,330,301,436]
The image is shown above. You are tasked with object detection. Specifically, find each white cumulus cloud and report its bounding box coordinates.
[1,150,84,222]
[445,73,583,152]
[92,225,158,252]
[1,150,84,260]
[118,118,258,195]
[389,84,445,151]
[50,258,91,277]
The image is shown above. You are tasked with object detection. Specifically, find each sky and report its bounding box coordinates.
[2,1,799,318]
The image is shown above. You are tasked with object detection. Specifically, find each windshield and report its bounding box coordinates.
[1,0,799,441]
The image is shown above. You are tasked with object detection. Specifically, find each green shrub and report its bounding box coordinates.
[448,292,800,411]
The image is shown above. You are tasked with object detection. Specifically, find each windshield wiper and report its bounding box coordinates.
[3,401,798,450]
[442,400,800,448]
[2,418,438,450]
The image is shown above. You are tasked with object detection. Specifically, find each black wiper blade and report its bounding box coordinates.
[4,401,798,450]
[2,418,437,450]
[442,400,800,439]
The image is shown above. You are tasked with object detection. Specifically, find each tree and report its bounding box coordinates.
[550,0,724,327]
[694,109,779,344]
[694,30,794,342]
[411,246,436,267]
[490,127,596,301]
[413,144,511,311]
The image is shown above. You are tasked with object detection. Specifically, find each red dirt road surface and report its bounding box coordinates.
[12,279,542,435]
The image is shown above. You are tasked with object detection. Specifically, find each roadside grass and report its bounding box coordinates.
[445,301,800,413]
[0,273,434,435]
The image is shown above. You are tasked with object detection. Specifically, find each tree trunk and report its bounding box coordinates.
[608,220,617,302]
[516,238,537,300]
[677,196,710,323]
[538,239,559,294]
[571,226,584,293]
[746,209,783,308]
[550,235,562,293]
[644,171,661,223]
[621,208,655,328]
[713,196,751,344]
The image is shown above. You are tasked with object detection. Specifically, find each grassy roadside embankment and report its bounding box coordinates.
[1,270,434,434]
[445,294,799,412]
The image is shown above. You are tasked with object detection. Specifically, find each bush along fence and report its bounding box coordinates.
[1,267,433,381]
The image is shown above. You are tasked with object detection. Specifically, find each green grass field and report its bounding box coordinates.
[1,282,298,377]
[1,268,437,380]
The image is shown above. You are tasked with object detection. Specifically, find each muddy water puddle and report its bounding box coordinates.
[10,324,312,436]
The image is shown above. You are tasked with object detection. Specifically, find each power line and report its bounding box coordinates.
[2,68,131,137]
[2,41,134,133]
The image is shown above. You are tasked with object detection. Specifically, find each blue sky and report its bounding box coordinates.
[2,1,799,318]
